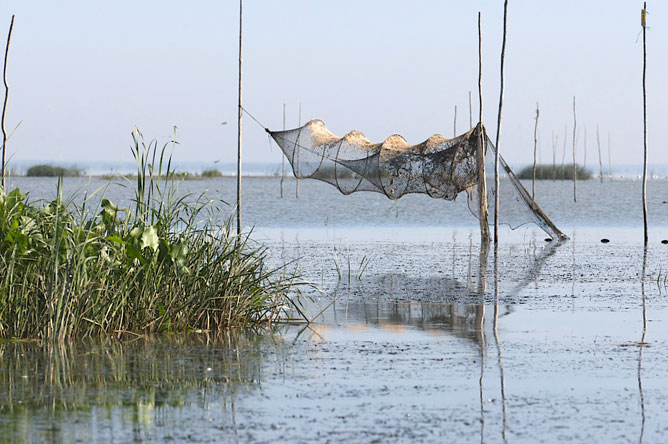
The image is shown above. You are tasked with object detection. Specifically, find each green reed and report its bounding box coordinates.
[517,163,593,181]
[0,129,302,340]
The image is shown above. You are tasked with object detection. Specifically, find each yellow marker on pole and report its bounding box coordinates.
[641,8,647,27]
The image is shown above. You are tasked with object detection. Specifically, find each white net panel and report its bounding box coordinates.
[269,119,566,240]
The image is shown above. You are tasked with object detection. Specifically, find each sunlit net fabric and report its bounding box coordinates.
[269,119,566,240]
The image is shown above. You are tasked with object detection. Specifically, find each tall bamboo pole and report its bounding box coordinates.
[280,103,285,198]
[532,103,539,204]
[597,125,603,183]
[236,0,243,236]
[494,0,509,246]
[1,15,15,190]
[642,2,648,246]
[477,12,489,244]
[572,96,577,202]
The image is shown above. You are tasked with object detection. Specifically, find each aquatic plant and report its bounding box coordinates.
[26,164,83,177]
[517,163,592,181]
[0,129,302,340]
[201,169,223,178]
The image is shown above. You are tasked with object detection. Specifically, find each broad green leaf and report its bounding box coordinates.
[140,226,159,251]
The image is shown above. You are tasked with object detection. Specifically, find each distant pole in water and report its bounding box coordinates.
[296,102,301,198]
[597,125,603,183]
[572,96,577,202]
[532,103,539,205]
[280,103,286,198]
[236,0,243,236]
[477,11,489,244]
[642,2,648,246]
[494,0,509,246]
[469,90,473,129]
[1,15,15,190]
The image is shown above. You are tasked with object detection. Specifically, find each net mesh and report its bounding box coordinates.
[269,119,566,240]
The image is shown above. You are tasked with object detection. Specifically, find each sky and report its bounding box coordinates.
[0,1,666,169]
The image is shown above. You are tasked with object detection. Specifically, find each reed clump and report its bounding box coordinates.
[517,164,592,181]
[26,165,83,177]
[201,169,223,178]
[0,129,301,340]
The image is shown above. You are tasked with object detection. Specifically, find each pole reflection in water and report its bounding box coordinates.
[638,247,648,443]
[478,242,489,444]
[494,246,509,444]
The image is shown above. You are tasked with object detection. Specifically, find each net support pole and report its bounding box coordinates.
[477,124,490,244]
[494,0,509,246]
[642,2,648,246]
[476,12,489,245]
[236,0,243,236]
[1,15,15,190]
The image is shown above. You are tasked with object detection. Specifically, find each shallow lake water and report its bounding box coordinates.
[2,177,668,443]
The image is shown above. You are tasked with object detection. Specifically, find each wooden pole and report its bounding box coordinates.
[494,0,509,246]
[532,103,539,205]
[236,0,243,236]
[642,2,648,246]
[280,103,285,198]
[477,12,489,244]
[1,15,15,190]
[296,101,301,198]
[572,96,577,202]
[597,125,603,183]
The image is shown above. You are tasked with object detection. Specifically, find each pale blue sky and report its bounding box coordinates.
[1,1,666,167]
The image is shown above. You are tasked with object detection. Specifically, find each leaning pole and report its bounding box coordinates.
[236,0,243,236]
[494,0,509,246]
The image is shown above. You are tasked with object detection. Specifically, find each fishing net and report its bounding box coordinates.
[269,119,566,240]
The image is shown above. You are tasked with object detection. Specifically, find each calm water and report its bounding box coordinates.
[5,176,668,232]
[2,177,668,443]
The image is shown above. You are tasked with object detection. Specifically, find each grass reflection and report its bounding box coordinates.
[0,331,275,442]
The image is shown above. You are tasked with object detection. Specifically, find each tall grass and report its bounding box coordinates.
[517,163,592,181]
[0,129,302,340]
[26,164,83,177]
